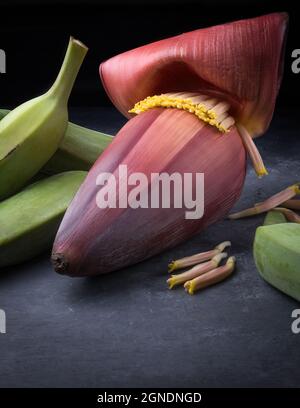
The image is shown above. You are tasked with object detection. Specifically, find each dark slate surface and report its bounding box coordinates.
[0,108,299,388]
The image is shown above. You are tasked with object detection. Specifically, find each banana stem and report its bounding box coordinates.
[0,109,9,119]
[49,37,88,102]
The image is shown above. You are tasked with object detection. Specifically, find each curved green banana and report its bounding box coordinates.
[0,109,9,120]
[254,223,300,301]
[42,121,112,174]
[0,37,88,200]
[0,171,86,268]
[0,109,113,174]
[263,210,286,225]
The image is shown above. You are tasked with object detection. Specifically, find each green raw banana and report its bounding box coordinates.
[0,108,113,174]
[0,171,86,268]
[254,223,300,301]
[42,121,112,174]
[0,109,9,120]
[263,210,286,225]
[0,37,88,200]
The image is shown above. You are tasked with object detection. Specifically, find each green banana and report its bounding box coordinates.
[0,109,9,120]
[0,109,113,174]
[254,223,300,301]
[42,121,112,174]
[263,210,286,225]
[0,171,86,268]
[0,37,88,200]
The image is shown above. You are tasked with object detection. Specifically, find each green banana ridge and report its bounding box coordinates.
[263,210,287,226]
[253,223,300,301]
[0,171,87,268]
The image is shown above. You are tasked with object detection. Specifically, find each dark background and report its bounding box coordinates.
[0,0,299,110]
[1,0,300,389]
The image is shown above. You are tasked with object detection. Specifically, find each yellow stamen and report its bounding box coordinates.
[292,184,300,195]
[129,93,235,133]
[168,260,179,273]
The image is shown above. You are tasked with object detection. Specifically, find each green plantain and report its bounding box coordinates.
[0,37,88,200]
[0,171,86,267]
[254,223,300,301]
[263,210,286,225]
[0,108,113,174]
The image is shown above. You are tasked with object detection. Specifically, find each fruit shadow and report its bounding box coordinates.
[65,249,171,303]
[65,218,256,303]
[0,252,50,284]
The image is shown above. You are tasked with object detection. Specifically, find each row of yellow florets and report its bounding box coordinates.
[129,95,227,133]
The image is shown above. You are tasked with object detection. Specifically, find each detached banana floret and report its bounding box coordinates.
[184,257,236,295]
[168,241,231,272]
[167,242,236,295]
[229,183,300,220]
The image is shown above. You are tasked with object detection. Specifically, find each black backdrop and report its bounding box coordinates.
[0,0,299,109]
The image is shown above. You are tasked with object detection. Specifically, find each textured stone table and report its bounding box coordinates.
[0,107,299,388]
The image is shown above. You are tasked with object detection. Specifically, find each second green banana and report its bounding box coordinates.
[0,109,113,175]
[0,171,87,268]
[254,222,300,301]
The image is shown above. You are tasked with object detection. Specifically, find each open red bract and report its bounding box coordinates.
[100,13,288,137]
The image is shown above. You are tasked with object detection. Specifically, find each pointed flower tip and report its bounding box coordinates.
[227,256,236,267]
[292,183,300,195]
[167,277,176,289]
[168,261,178,273]
[215,241,231,252]
[184,281,195,295]
[257,167,269,178]
[213,252,228,265]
